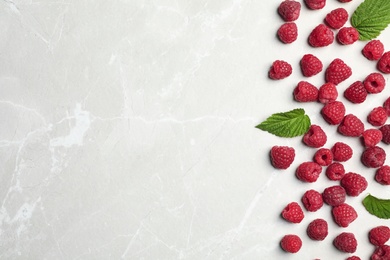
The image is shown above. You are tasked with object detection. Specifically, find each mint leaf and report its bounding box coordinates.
[363,194,390,219]
[256,108,311,138]
[351,0,390,40]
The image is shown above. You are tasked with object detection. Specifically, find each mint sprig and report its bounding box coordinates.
[256,108,311,138]
[351,0,390,40]
[363,194,390,219]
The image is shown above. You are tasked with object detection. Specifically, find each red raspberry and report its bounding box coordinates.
[322,185,346,206]
[282,202,304,223]
[302,189,323,212]
[296,161,322,182]
[309,24,334,47]
[338,0,352,2]
[344,81,367,104]
[325,58,352,85]
[303,124,327,147]
[361,146,386,168]
[333,232,357,253]
[307,219,328,241]
[277,22,298,44]
[346,257,360,260]
[376,165,390,185]
[338,114,365,137]
[368,107,387,126]
[369,226,390,246]
[378,51,390,74]
[321,101,346,125]
[270,146,295,169]
[331,142,353,162]
[269,60,292,80]
[326,162,345,180]
[362,129,383,147]
[280,234,302,253]
[337,27,359,45]
[300,54,323,77]
[314,148,333,166]
[332,203,358,227]
[325,8,348,29]
[362,40,384,60]
[371,245,390,260]
[293,81,319,102]
[364,72,386,94]
[380,124,390,144]
[278,0,301,22]
[383,97,390,116]
[318,82,338,103]
[304,0,326,10]
[340,172,368,196]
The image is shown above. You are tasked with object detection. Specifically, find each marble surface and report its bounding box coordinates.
[1,0,390,259]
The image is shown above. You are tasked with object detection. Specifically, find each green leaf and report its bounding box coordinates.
[255,108,311,138]
[363,194,390,219]
[351,0,390,40]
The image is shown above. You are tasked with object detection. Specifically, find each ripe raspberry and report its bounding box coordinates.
[383,97,390,116]
[307,219,328,241]
[309,24,334,47]
[296,161,322,182]
[362,129,383,147]
[361,146,386,168]
[346,257,360,260]
[378,51,390,74]
[369,226,390,246]
[333,232,357,253]
[332,203,358,227]
[344,81,367,104]
[304,0,326,10]
[277,22,298,44]
[364,72,386,94]
[321,101,346,125]
[325,58,352,85]
[368,107,387,126]
[318,82,338,103]
[314,148,333,166]
[278,0,301,22]
[322,185,346,206]
[337,27,359,45]
[325,8,348,29]
[338,0,352,2]
[303,124,327,147]
[340,172,368,196]
[338,114,365,137]
[331,142,353,162]
[376,165,390,185]
[326,162,345,180]
[282,202,304,223]
[280,234,302,253]
[269,60,292,80]
[362,40,384,60]
[300,54,323,77]
[371,245,390,260]
[293,81,319,102]
[302,189,323,212]
[270,146,295,169]
[380,124,390,144]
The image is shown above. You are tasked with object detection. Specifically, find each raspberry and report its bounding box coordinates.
[364,72,386,94]
[333,232,357,253]
[344,81,367,104]
[325,8,348,29]
[338,114,365,137]
[325,58,352,85]
[296,161,322,182]
[314,148,333,166]
[346,257,360,260]
[331,142,353,162]
[300,54,323,77]
[332,203,358,227]
[269,60,292,80]
[293,81,319,102]
[326,162,345,180]
[280,234,302,253]
[304,0,326,10]
[270,146,295,169]
[361,146,386,168]
[337,27,359,45]
[362,40,384,60]
[307,219,328,241]
[282,202,304,223]
[338,0,352,2]
[308,24,334,47]
[303,124,327,147]
[322,185,346,206]
[302,189,323,212]
[321,101,346,125]
[369,226,390,246]
[362,129,383,147]
[278,0,301,22]
[368,107,387,126]
[376,165,390,185]
[378,51,390,74]
[383,97,390,116]
[318,82,338,103]
[380,124,390,144]
[277,22,298,44]
[340,172,368,196]
[371,245,390,260]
